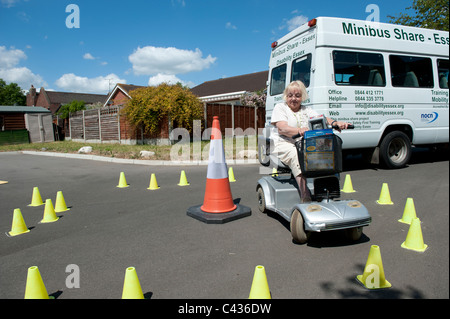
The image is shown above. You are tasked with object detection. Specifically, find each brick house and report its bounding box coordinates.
[190,70,268,135]
[26,85,107,140]
[26,85,107,114]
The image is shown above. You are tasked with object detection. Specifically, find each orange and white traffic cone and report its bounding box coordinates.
[201,117,236,213]
[187,116,251,224]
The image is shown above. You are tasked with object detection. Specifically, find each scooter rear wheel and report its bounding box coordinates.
[290,209,310,244]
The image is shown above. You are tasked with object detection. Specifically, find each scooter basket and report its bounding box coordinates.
[296,129,343,178]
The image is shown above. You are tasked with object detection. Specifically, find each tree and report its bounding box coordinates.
[0,79,26,105]
[56,100,86,119]
[123,83,203,134]
[388,0,449,31]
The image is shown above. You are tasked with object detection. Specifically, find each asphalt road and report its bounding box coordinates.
[0,148,448,300]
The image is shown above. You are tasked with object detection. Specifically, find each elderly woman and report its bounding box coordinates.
[271,80,350,203]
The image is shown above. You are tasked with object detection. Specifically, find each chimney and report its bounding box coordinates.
[27,85,37,106]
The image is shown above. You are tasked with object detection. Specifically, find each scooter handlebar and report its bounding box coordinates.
[292,124,354,139]
[331,124,355,130]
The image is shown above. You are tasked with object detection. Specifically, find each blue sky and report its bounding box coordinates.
[0,0,413,94]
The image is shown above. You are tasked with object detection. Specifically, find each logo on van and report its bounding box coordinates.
[421,112,439,124]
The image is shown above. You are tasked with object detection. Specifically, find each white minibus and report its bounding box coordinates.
[259,17,449,168]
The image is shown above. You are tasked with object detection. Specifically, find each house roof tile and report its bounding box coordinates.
[190,71,268,97]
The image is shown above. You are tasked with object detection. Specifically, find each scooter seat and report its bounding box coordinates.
[269,153,292,174]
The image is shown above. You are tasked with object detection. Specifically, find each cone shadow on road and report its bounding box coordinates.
[319,270,425,299]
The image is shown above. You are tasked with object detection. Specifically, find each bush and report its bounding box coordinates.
[122,83,203,134]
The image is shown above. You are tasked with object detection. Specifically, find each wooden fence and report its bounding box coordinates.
[65,104,266,144]
[66,106,128,143]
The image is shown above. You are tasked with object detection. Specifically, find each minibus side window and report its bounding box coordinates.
[333,51,385,86]
[270,64,287,96]
[291,54,312,87]
[390,55,434,88]
[437,59,449,89]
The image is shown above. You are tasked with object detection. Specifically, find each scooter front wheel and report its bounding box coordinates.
[256,187,268,214]
[345,227,363,241]
[290,209,310,244]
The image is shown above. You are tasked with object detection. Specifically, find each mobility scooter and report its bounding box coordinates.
[256,115,371,244]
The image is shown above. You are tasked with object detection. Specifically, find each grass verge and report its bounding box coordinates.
[0,136,258,161]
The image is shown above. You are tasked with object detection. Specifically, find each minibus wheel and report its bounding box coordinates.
[379,131,411,169]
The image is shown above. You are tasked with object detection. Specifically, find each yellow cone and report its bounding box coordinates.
[228,167,236,182]
[40,199,59,223]
[398,198,417,224]
[178,170,190,186]
[122,267,144,299]
[24,266,52,299]
[8,208,30,237]
[376,183,393,205]
[55,191,70,213]
[117,172,129,188]
[341,174,356,193]
[147,173,160,190]
[356,245,392,289]
[271,168,278,177]
[401,218,428,252]
[249,265,271,299]
[28,187,44,207]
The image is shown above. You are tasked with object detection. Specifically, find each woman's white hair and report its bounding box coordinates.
[283,80,309,102]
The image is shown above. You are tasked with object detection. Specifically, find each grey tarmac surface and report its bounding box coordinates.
[0,148,448,299]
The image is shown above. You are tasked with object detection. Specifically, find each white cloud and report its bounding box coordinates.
[0,67,48,90]
[148,74,182,86]
[277,14,309,33]
[83,53,96,60]
[128,46,216,76]
[171,0,185,7]
[279,15,308,32]
[0,46,47,90]
[1,0,21,8]
[0,46,27,69]
[286,15,309,31]
[55,73,126,94]
[147,73,194,88]
[226,22,237,30]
